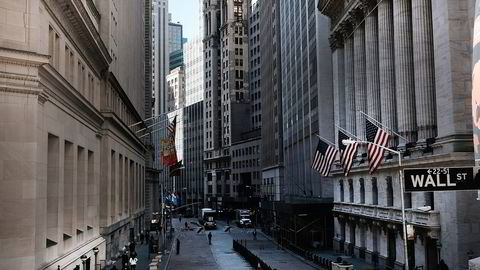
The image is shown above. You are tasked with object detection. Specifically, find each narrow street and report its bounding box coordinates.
[166,218,252,270]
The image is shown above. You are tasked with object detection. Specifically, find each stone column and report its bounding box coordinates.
[364,3,381,122]
[330,31,346,142]
[352,9,367,140]
[412,0,436,141]
[341,21,356,135]
[378,0,397,146]
[393,0,417,143]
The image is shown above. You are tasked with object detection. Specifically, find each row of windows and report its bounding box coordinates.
[232,159,260,169]
[233,145,260,157]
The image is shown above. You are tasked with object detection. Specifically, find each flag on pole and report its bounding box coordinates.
[338,130,358,176]
[167,115,177,134]
[161,116,178,166]
[169,160,183,177]
[312,138,338,176]
[366,118,391,174]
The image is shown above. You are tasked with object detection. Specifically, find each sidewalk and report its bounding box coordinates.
[312,250,377,270]
[234,238,321,270]
[110,242,151,270]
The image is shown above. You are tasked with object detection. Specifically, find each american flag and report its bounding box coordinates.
[338,130,358,176]
[312,138,338,176]
[167,115,177,135]
[366,119,390,174]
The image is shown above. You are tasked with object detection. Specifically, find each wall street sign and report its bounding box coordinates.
[403,167,480,192]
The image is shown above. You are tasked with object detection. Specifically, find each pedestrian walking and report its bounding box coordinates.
[185,221,188,230]
[253,229,257,240]
[129,255,138,270]
[439,260,449,270]
[208,232,212,245]
[176,238,181,255]
[121,251,129,270]
[179,214,182,223]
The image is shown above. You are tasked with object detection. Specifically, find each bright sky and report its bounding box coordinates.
[169,0,201,41]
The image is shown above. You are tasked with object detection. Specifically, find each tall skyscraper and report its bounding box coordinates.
[279,0,334,200]
[166,66,186,112]
[259,0,283,202]
[203,0,250,209]
[152,0,169,116]
[184,36,205,106]
[169,22,184,53]
[169,21,185,70]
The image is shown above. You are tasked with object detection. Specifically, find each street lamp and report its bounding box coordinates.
[92,247,99,270]
[80,254,87,270]
[342,139,409,270]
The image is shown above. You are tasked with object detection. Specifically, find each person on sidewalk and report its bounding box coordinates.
[185,221,188,230]
[121,250,129,270]
[179,214,182,223]
[129,254,138,270]
[208,232,212,245]
[253,230,257,240]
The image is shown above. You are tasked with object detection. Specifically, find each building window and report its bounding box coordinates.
[348,179,354,203]
[359,178,365,204]
[372,178,378,205]
[386,177,393,207]
[339,180,344,202]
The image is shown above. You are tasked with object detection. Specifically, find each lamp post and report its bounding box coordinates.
[342,139,409,270]
[92,247,99,270]
[80,254,87,270]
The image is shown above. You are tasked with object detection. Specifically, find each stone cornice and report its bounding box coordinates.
[101,111,146,154]
[39,64,104,130]
[107,72,145,127]
[42,0,111,77]
[0,48,48,95]
[0,48,49,67]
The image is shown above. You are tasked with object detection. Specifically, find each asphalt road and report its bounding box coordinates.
[166,218,253,270]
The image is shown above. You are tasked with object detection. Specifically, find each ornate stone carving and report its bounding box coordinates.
[360,0,376,13]
[329,31,344,50]
[349,7,364,26]
[339,20,353,39]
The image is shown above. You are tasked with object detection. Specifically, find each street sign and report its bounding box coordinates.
[403,167,480,192]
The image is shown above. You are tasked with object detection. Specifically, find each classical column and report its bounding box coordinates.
[341,21,356,135]
[393,0,417,143]
[378,0,397,146]
[330,31,346,133]
[352,9,367,140]
[412,0,436,141]
[363,2,381,122]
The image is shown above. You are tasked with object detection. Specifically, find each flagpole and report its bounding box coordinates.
[314,133,336,147]
[358,111,409,142]
[336,125,360,140]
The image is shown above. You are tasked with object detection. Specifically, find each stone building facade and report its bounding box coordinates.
[0,0,147,269]
[319,0,480,269]
[202,0,251,208]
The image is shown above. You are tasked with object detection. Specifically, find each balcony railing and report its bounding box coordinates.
[333,202,440,228]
